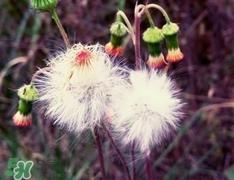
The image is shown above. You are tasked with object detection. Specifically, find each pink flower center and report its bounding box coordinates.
[75,50,92,66]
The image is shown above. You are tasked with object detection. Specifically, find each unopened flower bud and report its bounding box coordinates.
[13,84,38,127]
[143,27,165,68]
[105,21,127,56]
[162,22,184,62]
[31,0,58,12]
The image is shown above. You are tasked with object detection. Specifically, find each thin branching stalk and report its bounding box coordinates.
[102,123,131,180]
[94,127,106,179]
[134,4,145,70]
[51,9,70,48]
[146,4,171,23]
[117,10,135,44]
[145,8,155,27]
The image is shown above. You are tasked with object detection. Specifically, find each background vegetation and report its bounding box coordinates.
[0,0,234,179]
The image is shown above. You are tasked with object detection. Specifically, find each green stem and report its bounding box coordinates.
[51,9,70,48]
[146,4,171,23]
[145,8,155,27]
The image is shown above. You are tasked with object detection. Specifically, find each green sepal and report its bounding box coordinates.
[143,27,164,43]
[110,22,127,37]
[31,0,58,11]
[162,22,179,36]
[165,33,179,50]
[146,42,162,57]
[18,99,32,115]
[110,34,123,47]
[18,84,38,101]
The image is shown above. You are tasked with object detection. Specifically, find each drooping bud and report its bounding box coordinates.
[162,22,184,62]
[105,19,127,56]
[143,27,165,68]
[13,84,38,127]
[31,0,58,12]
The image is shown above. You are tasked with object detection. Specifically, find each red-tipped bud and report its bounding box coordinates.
[166,48,184,62]
[13,112,32,127]
[105,42,124,56]
[147,54,166,69]
[162,22,184,62]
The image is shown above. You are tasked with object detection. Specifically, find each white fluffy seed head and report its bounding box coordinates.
[111,69,183,154]
[32,43,129,134]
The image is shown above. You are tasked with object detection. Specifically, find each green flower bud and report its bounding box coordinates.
[18,99,32,115]
[110,22,127,37]
[143,27,164,44]
[18,84,38,101]
[162,23,184,62]
[143,27,165,66]
[108,22,127,48]
[31,0,58,11]
[162,22,179,36]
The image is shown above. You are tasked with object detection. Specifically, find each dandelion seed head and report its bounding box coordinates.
[112,69,183,154]
[33,43,128,134]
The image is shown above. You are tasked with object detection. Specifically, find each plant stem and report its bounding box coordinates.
[146,4,171,23]
[102,123,131,180]
[145,8,155,27]
[94,127,106,179]
[117,10,135,44]
[134,5,145,70]
[131,143,136,180]
[51,9,70,48]
[145,155,153,180]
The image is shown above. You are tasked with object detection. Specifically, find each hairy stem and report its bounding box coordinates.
[102,123,131,180]
[51,9,70,48]
[94,127,106,179]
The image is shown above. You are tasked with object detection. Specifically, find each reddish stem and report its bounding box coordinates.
[131,143,136,180]
[145,155,153,180]
[134,12,142,70]
[102,123,131,180]
[94,127,106,179]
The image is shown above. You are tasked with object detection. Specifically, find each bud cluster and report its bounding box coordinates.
[143,22,184,68]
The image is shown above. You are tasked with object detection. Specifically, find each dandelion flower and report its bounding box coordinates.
[33,43,128,134]
[112,70,183,154]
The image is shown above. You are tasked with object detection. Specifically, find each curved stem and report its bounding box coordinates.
[134,4,145,70]
[117,10,135,44]
[145,8,155,27]
[51,9,70,48]
[94,127,106,179]
[102,123,131,180]
[146,4,171,23]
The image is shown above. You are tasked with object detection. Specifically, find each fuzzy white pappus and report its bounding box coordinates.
[111,69,183,154]
[32,43,128,134]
